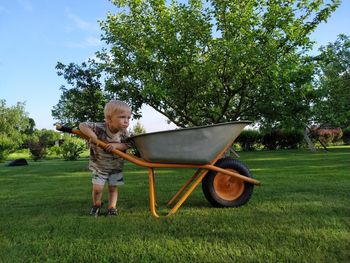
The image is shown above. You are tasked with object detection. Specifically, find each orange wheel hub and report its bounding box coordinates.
[213,169,244,201]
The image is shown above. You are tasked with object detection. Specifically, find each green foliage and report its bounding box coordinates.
[52,0,344,130]
[52,61,112,127]
[0,135,16,161]
[342,128,350,145]
[28,129,61,161]
[279,129,305,149]
[131,121,146,135]
[261,130,281,150]
[236,129,261,151]
[28,140,47,161]
[313,34,350,128]
[48,145,62,156]
[37,129,61,147]
[0,100,30,161]
[60,135,85,161]
[261,129,304,150]
[98,0,339,128]
[236,129,304,151]
[24,118,36,135]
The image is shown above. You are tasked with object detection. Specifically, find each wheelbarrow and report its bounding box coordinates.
[56,121,260,218]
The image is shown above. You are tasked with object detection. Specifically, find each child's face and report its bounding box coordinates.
[106,109,131,133]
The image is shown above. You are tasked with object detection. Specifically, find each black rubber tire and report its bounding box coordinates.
[202,157,254,207]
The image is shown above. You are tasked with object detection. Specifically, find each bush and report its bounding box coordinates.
[132,121,146,135]
[236,130,261,151]
[37,129,61,148]
[332,128,343,143]
[48,145,62,156]
[279,129,304,149]
[261,129,304,150]
[261,130,282,150]
[60,135,85,161]
[27,130,61,161]
[0,135,18,161]
[310,127,343,145]
[342,128,350,145]
[28,140,47,161]
[0,100,29,161]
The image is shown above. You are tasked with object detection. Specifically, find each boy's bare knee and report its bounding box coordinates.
[93,185,103,194]
[108,185,117,192]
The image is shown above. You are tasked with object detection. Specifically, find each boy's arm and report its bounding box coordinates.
[79,122,98,144]
[105,142,128,152]
[105,132,130,152]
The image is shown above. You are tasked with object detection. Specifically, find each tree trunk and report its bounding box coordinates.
[304,127,316,152]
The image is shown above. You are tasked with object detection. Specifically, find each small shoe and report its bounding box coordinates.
[90,203,103,217]
[106,208,118,216]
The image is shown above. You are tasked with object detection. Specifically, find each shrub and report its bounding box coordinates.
[279,129,304,149]
[28,140,47,161]
[342,128,350,145]
[261,129,304,150]
[0,135,18,161]
[0,100,29,161]
[261,129,283,150]
[27,130,61,161]
[60,135,85,161]
[37,129,61,148]
[236,130,261,151]
[310,127,343,145]
[48,145,62,156]
[132,121,146,135]
[332,128,343,143]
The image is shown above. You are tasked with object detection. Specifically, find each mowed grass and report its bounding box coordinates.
[0,148,349,262]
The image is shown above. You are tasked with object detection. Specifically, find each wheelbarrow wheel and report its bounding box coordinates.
[202,157,254,208]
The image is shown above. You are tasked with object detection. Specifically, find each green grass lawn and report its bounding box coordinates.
[0,148,349,262]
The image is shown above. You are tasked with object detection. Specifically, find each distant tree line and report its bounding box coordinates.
[236,127,349,151]
[0,99,146,162]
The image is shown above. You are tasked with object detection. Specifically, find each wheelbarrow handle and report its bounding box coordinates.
[55,124,73,134]
[56,123,96,143]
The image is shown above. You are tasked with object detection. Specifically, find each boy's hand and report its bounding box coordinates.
[89,135,98,145]
[104,143,128,152]
[104,143,117,152]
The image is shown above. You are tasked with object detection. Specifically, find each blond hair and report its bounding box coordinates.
[104,100,131,119]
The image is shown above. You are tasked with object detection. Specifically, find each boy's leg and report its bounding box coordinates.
[108,185,118,209]
[106,173,122,216]
[92,183,104,206]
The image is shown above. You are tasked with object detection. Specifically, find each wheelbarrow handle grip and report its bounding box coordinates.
[55,124,73,133]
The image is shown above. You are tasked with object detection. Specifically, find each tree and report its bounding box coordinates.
[312,34,350,128]
[52,61,112,127]
[0,100,30,161]
[28,129,61,161]
[131,121,146,135]
[96,0,339,128]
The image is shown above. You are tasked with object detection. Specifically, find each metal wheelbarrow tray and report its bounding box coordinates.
[57,121,260,218]
[129,121,250,164]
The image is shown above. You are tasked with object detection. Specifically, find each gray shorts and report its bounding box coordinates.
[92,172,124,186]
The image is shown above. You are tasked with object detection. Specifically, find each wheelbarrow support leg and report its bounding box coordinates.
[148,168,160,218]
[167,169,203,207]
[167,170,209,217]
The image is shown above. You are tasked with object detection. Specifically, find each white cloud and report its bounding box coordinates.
[65,8,99,32]
[62,8,102,49]
[65,36,102,49]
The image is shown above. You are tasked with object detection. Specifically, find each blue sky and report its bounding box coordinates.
[1,0,349,132]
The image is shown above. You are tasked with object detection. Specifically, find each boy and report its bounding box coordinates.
[79,100,131,216]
